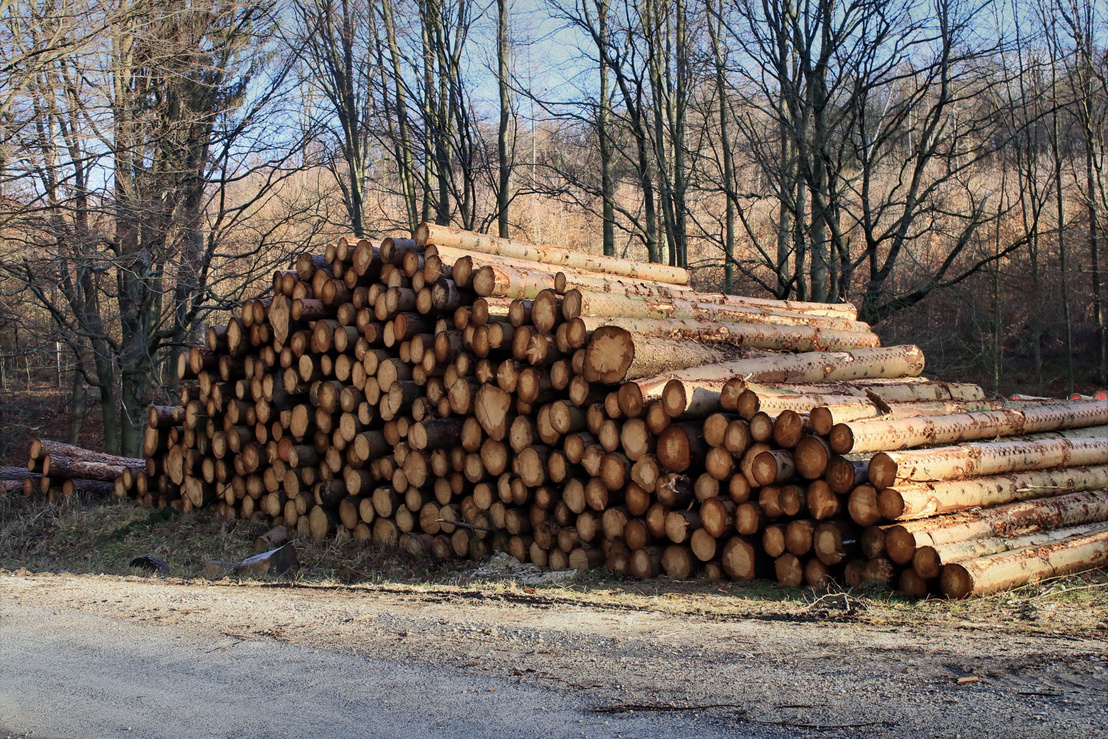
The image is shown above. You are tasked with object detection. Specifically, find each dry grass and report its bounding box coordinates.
[3,492,1106,637]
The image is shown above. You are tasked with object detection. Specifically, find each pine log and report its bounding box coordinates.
[878,465,1108,520]
[940,527,1108,598]
[583,327,764,384]
[847,485,882,526]
[560,289,867,331]
[656,422,707,474]
[812,397,1010,435]
[729,378,979,418]
[720,536,764,581]
[751,450,796,487]
[882,489,1108,565]
[29,439,143,469]
[568,316,879,357]
[830,400,1108,454]
[591,342,925,390]
[813,520,856,565]
[415,222,690,285]
[867,427,1108,490]
[40,452,144,482]
[913,521,1108,579]
[794,435,833,480]
[268,294,292,346]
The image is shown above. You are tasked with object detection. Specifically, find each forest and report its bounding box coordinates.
[1,0,1107,455]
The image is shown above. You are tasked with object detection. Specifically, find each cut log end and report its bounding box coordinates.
[940,563,974,599]
[868,452,898,490]
[582,326,634,384]
[828,423,855,454]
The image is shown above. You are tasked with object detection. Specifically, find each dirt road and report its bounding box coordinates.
[1,572,1105,738]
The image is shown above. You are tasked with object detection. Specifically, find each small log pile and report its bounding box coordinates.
[11,439,144,501]
[830,407,1108,598]
[100,222,1108,597]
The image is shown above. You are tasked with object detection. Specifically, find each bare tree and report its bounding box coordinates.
[291,0,381,237]
[0,0,309,454]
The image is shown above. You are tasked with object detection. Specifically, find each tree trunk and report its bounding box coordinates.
[496,0,511,238]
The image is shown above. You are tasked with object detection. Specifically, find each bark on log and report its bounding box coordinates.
[415,222,690,285]
[811,398,1013,436]
[830,400,1108,454]
[40,452,144,482]
[940,526,1108,598]
[30,439,143,468]
[573,317,879,361]
[586,342,925,388]
[561,289,867,331]
[878,465,1108,520]
[868,427,1108,490]
[883,489,1108,566]
[913,521,1108,579]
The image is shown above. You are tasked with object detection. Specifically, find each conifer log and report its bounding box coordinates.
[570,316,880,356]
[268,294,292,346]
[560,290,869,332]
[730,378,980,419]
[868,428,1108,490]
[830,400,1108,454]
[29,439,143,470]
[415,222,690,285]
[940,527,1108,598]
[913,521,1108,579]
[585,341,925,387]
[583,327,761,384]
[877,465,1108,520]
[811,398,1009,435]
[38,451,145,482]
[882,490,1108,565]
[720,536,762,581]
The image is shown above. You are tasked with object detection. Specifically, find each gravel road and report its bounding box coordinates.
[1,572,1105,738]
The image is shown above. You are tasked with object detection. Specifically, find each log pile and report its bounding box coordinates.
[12,439,144,501]
[834,414,1108,598]
[96,222,1108,598]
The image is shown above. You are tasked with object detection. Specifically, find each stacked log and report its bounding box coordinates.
[824,404,1108,598]
[16,439,143,502]
[105,222,1108,598]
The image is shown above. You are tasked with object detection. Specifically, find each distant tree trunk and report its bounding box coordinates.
[432,3,452,226]
[1051,50,1075,394]
[1085,141,1104,384]
[380,0,419,231]
[992,189,1005,394]
[496,0,511,238]
[67,356,86,445]
[419,0,438,223]
[707,0,734,292]
[598,0,615,257]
